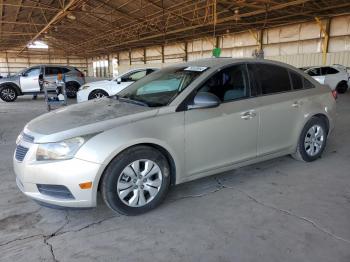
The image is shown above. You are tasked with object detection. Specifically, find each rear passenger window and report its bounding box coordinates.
[303,78,314,89]
[45,67,69,75]
[322,67,339,75]
[61,68,70,74]
[248,64,291,95]
[290,71,303,90]
[307,68,321,76]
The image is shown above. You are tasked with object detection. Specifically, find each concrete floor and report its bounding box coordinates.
[0,93,350,262]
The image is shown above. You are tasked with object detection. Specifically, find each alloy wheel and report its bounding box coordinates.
[1,88,16,101]
[117,159,163,207]
[94,92,105,98]
[304,124,324,156]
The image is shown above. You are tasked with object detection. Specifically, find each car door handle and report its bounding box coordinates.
[292,101,303,108]
[240,111,256,120]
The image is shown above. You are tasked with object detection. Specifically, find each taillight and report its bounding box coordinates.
[78,72,84,78]
[332,90,337,100]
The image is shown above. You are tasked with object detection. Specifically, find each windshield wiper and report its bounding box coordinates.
[116,95,149,107]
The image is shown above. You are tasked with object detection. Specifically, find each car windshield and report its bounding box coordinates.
[117,66,205,107]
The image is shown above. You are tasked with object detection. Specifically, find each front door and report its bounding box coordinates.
[19,66,42,92]
[184,64,259,177]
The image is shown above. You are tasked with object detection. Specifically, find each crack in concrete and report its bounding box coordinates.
[43,211,70,262]
[168,187,222,202]
[43,237,58,262]
[0,234,43,247]
[2,174,349,262]
[58,215,119,235]
[0,211,118,261]
[214,177,350,245]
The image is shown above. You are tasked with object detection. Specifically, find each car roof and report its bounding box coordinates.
[27,64,76,69]
[127,67,158,71]
[166,57,301,72]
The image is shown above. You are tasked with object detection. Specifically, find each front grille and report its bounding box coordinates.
[37,184,75,200]
[22,133,34,143]
[15,145,29,161]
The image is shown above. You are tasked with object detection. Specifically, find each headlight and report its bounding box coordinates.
[36,137,85,161]
[79,85,90,91]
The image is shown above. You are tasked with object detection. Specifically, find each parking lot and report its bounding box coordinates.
[0,93,349,262]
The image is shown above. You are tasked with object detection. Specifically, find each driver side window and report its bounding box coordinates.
[25,67,41,77]
[198,64,249,102]
[125,70,147,82]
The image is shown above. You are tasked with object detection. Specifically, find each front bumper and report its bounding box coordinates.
[76,89,89,103]
[13,140,104,208]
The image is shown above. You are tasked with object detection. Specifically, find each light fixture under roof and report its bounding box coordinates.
[27,41,48,49]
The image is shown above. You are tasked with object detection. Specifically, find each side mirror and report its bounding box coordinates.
[20,72,28,77]
[117,77,122,84]
[188,92,221,110]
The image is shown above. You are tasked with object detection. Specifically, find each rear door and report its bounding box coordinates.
[248,63,305,156]
[19,66,42,92]
[184,64,259,176]
[44,66,69,91]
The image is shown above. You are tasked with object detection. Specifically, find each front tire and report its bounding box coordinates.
[88,89,109,100]
[0,86,17,102]
[293,117,328,162]
[65,82,80,98]
[101,146,171,215]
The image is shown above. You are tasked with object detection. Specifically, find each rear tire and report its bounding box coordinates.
[336,81,348,94]
[65,82,80,98]
[293,117,327,162]
[88,89,109,100]
[101,146,171,215]
[0,86,17,102]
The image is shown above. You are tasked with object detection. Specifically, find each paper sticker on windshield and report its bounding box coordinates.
[184,66,208,72]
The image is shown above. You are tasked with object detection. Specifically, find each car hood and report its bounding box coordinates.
[24,97,158,143]
[86,80,114,88]
[0,75,19,83]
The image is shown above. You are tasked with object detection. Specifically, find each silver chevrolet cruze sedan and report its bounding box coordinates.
[14,58,336,215]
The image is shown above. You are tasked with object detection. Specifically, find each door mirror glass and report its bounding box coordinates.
[117,77,122,84]
[188,92,220,110]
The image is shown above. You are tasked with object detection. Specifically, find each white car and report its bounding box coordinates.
[77,68,157,103]
[304,65,349,93]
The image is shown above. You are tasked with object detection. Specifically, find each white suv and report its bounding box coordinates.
[0,65,85,102]
[77,68,157,103]
[304,65,349,93]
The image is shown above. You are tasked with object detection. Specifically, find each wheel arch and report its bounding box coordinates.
[293,112,331,154]
[312,113,330,134]
[88,89,109,99]
[65,80,81,88]
[337,79,348,86]
[336,80,348,93]
[0,82,22,95]
[97,142,177,192]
